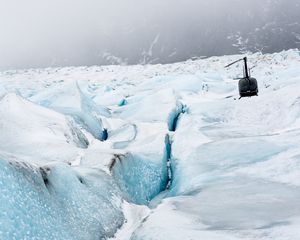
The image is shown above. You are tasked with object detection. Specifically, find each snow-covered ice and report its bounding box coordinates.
[1,49,300,239]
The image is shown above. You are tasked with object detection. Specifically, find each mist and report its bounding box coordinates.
[0,0,299,70]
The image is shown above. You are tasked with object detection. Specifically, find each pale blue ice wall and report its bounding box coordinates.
[0,159,124,240]
[111,153,168,205]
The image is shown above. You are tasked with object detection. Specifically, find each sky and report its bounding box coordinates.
[0,0,299,70]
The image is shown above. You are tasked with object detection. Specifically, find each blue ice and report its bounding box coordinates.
[0,159,124,240]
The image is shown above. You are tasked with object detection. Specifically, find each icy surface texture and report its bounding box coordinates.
[111,152,168,205]
[0,159,124,240]
[0,93,88,164]
[30,81,108,140]
[130,50,300,239]
[1,50,300,239]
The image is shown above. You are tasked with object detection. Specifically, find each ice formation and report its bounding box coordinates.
[1,50,300,239]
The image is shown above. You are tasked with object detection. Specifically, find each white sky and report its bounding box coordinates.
[0,0,297,70]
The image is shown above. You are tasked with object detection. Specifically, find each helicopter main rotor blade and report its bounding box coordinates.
[224,58,244,68]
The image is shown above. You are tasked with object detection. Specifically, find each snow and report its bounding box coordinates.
[0,93,88,164]
[30,81,108,140]
[1,49,300,239]
[109,202,150,240]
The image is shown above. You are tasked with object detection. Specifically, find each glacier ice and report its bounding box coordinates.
[30,81,108,141]
[111,152,168,205]
[0,159,124,240]
[1,50,300,239]
[0,93,88,164]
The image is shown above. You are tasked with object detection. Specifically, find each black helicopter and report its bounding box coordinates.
[225,57,258,98]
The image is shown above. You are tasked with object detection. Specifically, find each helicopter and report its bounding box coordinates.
[225,57,258,98]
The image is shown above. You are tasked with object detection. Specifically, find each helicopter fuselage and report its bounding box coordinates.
[238,77,258,97]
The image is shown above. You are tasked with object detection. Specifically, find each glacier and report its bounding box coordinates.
[1,49,300,239]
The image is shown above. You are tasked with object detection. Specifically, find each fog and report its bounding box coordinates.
[0,0,299,70]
